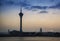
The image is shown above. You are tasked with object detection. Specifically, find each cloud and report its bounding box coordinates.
[6,1,14,5]
[0,0,14,6]
[49,3,60,9]
[0,0,60,10]
[40,10,48,13]
[0,0,30,6]
[19,1,30,7]
[31,6,48,9]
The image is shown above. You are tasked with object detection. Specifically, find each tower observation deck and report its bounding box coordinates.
[19,7,23,32]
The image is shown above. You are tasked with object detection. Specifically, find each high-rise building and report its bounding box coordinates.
[19,7,23,32]
[40,28,42,32]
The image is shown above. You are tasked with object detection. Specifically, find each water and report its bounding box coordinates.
[0,37,60,41]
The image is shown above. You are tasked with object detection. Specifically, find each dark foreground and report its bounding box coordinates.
[0,31,60,37]
[0,37,60,41]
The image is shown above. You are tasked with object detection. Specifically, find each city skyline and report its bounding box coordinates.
[0,0,60,32]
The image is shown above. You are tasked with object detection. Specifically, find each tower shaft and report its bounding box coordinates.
[20,16,22,32]
[19,5,23,32]
[19,12,23,32]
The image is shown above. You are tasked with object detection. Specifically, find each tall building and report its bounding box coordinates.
[40,28,42,32]
[19,7,23,32]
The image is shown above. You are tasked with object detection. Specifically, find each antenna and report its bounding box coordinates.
[20,0,22,13]
[20,6,22,13]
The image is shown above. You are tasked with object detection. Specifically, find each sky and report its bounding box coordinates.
[0,0,60,32]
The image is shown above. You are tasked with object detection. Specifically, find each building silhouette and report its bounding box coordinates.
[40,28,42,33]
[8,29,10,33]
[19,7,23,32]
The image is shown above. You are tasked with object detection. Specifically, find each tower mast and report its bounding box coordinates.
[20,6,22,13]
[19,4,23,32]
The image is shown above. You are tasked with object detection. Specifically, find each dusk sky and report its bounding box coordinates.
[0,0,60,32]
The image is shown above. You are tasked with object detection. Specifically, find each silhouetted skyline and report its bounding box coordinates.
[0,0,60,32]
